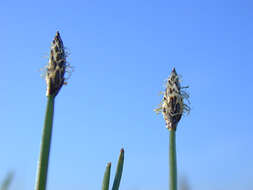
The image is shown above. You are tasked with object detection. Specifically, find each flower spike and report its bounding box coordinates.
[46,31,66,97]
[155,68,190,130]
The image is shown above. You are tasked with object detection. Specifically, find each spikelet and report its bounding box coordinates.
[155,68,190,130]
[45,31,66,97]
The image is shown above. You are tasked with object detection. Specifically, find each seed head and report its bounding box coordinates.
[155,68,190,130]
[45,31,67,97]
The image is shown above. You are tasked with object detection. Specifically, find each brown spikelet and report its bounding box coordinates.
[155,68,190,130]
[45,31,66,97]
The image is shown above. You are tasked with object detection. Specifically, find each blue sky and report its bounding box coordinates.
[1,0,253,190]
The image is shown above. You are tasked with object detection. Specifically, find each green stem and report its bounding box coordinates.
[102,163,111,190]
[35,95,55,190]
[112,149,124,190]
[169,130,177,190]
[0,172,14,190]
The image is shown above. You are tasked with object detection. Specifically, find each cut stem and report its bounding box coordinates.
[169,130,177,190]
[35,95,55,190]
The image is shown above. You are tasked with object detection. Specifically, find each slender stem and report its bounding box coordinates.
[0,172,14,190]
[35,95,55,190]
[169,129,177,190]
[102,163,111,190]
[112,149,124,190]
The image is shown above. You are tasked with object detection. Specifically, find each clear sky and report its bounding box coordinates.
[1,0,253,190]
